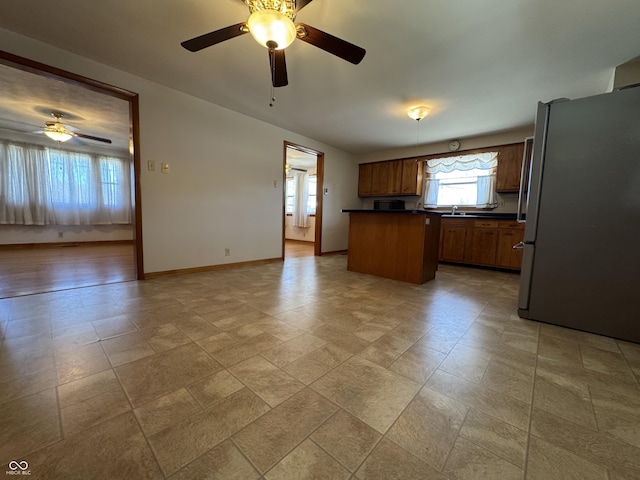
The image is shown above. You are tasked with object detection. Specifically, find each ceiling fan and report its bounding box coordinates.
[43,112,112,144]
[181,0,366,88]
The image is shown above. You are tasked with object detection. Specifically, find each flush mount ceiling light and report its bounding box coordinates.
[407,106,431,122]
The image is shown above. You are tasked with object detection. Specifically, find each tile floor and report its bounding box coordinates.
[1,255,640,479]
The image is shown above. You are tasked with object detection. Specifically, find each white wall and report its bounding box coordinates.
[284,215,316,242]
[0,28,361,273]
[0,225,133,244]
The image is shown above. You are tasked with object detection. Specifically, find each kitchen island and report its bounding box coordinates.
[342,210,442,284]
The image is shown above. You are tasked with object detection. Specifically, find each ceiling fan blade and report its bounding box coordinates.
[73,132,112,144]
[181,23,248,52]
[295,0,314,12]
[296,23,366,64]
[269,49,289,87]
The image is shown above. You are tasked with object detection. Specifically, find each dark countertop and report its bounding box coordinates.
[341,209,436,214]
[342,209,520,220]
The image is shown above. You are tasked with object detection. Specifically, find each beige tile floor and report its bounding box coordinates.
[1,255,640,479]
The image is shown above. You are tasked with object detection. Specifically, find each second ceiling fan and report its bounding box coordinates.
[181,0,366,88]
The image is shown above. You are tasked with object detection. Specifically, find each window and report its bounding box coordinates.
[0,140,132,225]
[285,174,316,215]
[423,152,498,208]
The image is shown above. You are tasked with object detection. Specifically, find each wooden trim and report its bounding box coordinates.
[0,240,134,250]
[284,239,314,244]
[320,249,348,256]
[0,50,145,281]
[145,257,282,279]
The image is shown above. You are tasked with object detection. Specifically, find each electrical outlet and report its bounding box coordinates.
[273,180,278,188]
[58,232,63,238]
[224,248,230,256]
[147,159,155,171]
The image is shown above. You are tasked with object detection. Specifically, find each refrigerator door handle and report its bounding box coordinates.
[513,241,524,250]
[517,136,534,223]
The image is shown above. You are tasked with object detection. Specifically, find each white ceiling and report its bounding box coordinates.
[0,0,639,154]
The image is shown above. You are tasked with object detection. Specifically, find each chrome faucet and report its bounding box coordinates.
[451,205,458,215]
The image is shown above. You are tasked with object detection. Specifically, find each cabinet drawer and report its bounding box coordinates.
[474,220,499,229]
[499,221,524,229]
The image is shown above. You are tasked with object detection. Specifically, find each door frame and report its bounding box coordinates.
[283,141,324,257]
[0,50,145,279]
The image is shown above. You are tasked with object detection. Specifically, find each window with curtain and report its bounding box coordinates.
[285,174,317,215]
[423,152,498,208]
[0,140,132,226]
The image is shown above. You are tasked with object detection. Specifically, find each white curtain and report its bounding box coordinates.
[423,178,440,208]
[476,174,497,208]
[293,172,310,228]
[0,140,132,226]
[425,152,498,174]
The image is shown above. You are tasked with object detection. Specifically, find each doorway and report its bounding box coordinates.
[0,51,143,297]
[283,142,324,259]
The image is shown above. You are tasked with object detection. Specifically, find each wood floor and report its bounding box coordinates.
[0,243,135,298]
[0,241,311,299]
[285,239,315,258]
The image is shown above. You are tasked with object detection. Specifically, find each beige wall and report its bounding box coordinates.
[0,28,361,273]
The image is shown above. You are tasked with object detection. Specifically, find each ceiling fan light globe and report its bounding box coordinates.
[247,10,296,50]
[44,126,72,142]
[407,106,431,121]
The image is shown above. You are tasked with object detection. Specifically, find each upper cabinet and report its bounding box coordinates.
[358,159,423,197]
[495,143,525,193]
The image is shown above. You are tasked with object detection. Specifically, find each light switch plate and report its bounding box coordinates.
[147,160,155,171]
[161,163,169,174]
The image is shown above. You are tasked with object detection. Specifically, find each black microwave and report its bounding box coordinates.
[374,199,405,210]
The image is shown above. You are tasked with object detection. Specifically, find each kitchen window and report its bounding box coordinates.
[423,152,498,208]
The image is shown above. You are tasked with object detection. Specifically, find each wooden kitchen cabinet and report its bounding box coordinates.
[401,159,424,195]
[358,158,423,197]
[496,143,525,192]
[470,220,499,265]
[495,221,524,268]
[388,160,403,194]
[358,163,373,196]
[440,217,523,270]
[370,161,390,195]
[440,219,468,262]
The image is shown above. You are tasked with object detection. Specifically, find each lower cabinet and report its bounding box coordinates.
[470,220,498,265]
[495,222,524,268]
[440,221,468,262]
[439,218,524,270]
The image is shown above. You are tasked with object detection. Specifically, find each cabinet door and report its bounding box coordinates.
[358,163,373,197]
[496,143,525,192]
[496,228,524,268]
[388,160,403,194]
[401,159,423,195]
[441,226,467,262]
[470,225,498,265]
[371,161,390,195]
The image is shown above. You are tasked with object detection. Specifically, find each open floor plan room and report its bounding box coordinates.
[1,255,639,479]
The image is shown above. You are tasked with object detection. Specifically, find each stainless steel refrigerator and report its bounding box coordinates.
[517,85,640,343]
